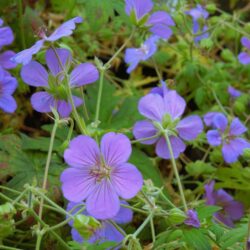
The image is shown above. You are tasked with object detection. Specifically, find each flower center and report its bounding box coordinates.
[140,44,149,55]
[90,157,112,183]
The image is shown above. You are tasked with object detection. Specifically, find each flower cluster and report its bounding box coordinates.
[205,113,250,163]
[21,48,99,118]
[133,86,203,159]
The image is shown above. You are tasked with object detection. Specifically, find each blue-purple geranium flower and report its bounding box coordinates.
[0,67,17,113]
[184,209,200,228]
[60,132,143,220]
[133,89,203,159]
[125,0,175,39]
[21,48,99,118]
[186,4,209,43]
[67,200,132,245]
[204,181,244,227]
[228,86,242,99]
[206,113,250,163]
[125,35,159,73]
[12,17,83,65]
[238,37,250,65]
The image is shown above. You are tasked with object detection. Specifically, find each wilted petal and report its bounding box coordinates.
[156,136,186,159]
[177,115,203,141]
[213,113,227,131]
[64,135,100,168]
[0,51,16,69]
[163,90,186,119]
[0,95,17,113]
[184,209,200,228]
[12,40,44,65]
[21,61,48,87]
[111,163,143,199]
[222,138,250,163]
[30,91,54,113]
[206,130,222,146]
[113,201,133,224]
[238,52,250,65]
[241,37,250,50]
[138,93,165,122]
[133,120,158,145]
[0,26,14,48]
[46,48,72,76]
[101,132,132,166]
[70,63,99,87]
[125,0,153,20]
[229,118,247,136]
[61,167,95,202]
[47,17,83,42]
[86,179,120,220]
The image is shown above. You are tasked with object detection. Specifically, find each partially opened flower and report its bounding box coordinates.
[21,48,99,118]
[125,0,175,39]
[125,35,159,73]
[186,4,209,43]
[184,209,200,228]
[0,67,17,113]
[238,37,250,65]
[133,90,203,159]
[228,86,242,98]
[206,113,250,163]
[61,132,143,219]
[204,181,244,227]
[67,200,132,244]
[12,17,83,65]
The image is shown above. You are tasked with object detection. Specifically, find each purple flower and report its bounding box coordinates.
[12,17,83,65]
[206,113,250,163]
[67,200,132,244]
[0,67,17,113]
[125,0,175,39]
[186,5,209,43]
[203,112,221,127]
[150,80,169,96]
[133,90,203,159]
[238,37,250,65]
[0,18,14,49]
[60,132,143,219]
[21,48,99,118]
[204,181,244,227]
[184,209,200,228]
[125,35,159,73]
[228,86,242,98]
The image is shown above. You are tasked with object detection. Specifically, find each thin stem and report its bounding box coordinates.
[164,133,188,212]
[121,204,148,215]
[131,134,160,144]
[17,0,26,49]
[35,233,43,250]
[0,246,22,250]
[108,220,126,237]
[133,213,153,238]
[152,58,162,82]
[159,191,176,208]
[80,86,89,120]
[150,216,156,243]
[211,88,228,115]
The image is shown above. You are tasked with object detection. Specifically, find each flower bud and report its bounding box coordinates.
[168,208,187,225]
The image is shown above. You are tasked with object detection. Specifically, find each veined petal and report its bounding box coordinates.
[133,120,159,145]
[163,90,186,120]
[138,93,165,122]
[125,48,144,73]
[149,24,173,39]
[21,61,48,87]
[125,0,153,20]
[86,179,120,220]
[203,112,222,127]
[70,63,99,87]
[177,115,203,141]
[229,118,247,136]
[64,135,100,168]
[111,163,143,199]
[30,91,54,113]
[56,100,72,118]
[238,52,250,65]
[206,130,222,146]
[60,167,95,202]
[46,48,72,76]
[46,17,83,42]
[0,51,16,69]
[101,132,132,166]
[147,11,175,26]
[156,136,186,159]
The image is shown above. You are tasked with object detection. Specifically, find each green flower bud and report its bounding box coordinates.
[168,208,187,225]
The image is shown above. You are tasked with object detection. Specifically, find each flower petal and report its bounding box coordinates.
[125,0,153,20]
[241,37,250,50]
[238,52,250,65]
[98,221,124,243]
[214,213,234,228]
[163,90,186,120]
[0,51,16,69]
[203,112,221,127]
[1,76,17,95]
[229,118,247,136]
[147,11,175,26]
[70,63,99,87]
[125,48,144,73]
[177,115,203,141]
[56,100,72,118]
[206,130,222,146]
[30,91,54,113]
[133,120,158,145]
[64,135,100,168]
[113,201,133,224]
[0,26,14,48]
[60,167,95,202]
[138,93,165,122]
[111,163,143,199]
[204,181,216,205]
[12,40,44,65]
[213,113,228,131]
[71,228,83,243]
[101,132,132,166]
[224,201,244,221]
[156,136,186,159]
[46,48,72,76]
[46,17,83,42]
[0,95,17,113]
[149,24,173,39]
[21,61,48,87]
[86,179,120,219]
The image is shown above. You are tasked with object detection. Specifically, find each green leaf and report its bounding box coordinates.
[196,205,221,220]
[186,160,216,177]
